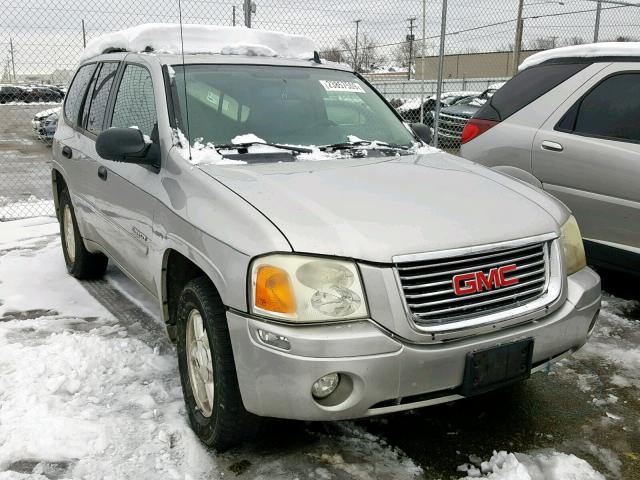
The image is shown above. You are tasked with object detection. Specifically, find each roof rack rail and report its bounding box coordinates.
[101,47,127,54]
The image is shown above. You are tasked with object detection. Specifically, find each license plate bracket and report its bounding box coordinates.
[461,338,534,397]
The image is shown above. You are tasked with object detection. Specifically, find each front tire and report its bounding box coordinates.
[58,188,108,279]
[177,277,259,450]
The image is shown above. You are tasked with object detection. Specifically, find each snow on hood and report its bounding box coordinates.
[34,107,61,119]
[80,23,317,62]
[487,81,506,90]
[519,42,640,71]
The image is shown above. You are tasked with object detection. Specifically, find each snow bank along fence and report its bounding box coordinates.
[1,0,637,219]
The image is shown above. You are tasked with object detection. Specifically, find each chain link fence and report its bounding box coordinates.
[1,0,638,219]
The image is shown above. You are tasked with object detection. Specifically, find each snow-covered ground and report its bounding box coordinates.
[1,217,636,479]
[0,218,422,479]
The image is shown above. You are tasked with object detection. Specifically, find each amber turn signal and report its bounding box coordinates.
[254,265,296,315]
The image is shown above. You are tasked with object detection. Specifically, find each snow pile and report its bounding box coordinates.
[80,23,317,62]
[0,196,54,221]
[519,42,640,71]
[172,129,246,166]
[457,450,604,480]
[576,294,640,390]
[0,221,216,478]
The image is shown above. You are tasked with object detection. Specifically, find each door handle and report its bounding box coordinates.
[541,140,563,152]
[61,145,73,158]
[98,166,108,181]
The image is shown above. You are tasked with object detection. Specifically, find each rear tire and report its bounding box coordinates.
[58,188,108,279]
[177,276,260,450]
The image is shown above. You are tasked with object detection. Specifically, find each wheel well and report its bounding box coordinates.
[163,249,219,341]
[51,169,67,220]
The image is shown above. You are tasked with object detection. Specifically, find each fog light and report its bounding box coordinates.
[312,373,340,399]
[257,329,291,351]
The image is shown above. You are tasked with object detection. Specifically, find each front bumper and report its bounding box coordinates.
[227,267,600,420]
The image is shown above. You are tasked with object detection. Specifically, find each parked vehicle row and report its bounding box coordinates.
[395,91,480,125]
[53,24,600,451]
[393,84,505,149]
[461,45,640,275]
[0,84,65,104]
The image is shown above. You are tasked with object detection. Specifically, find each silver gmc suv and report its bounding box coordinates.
[52,31,601,449]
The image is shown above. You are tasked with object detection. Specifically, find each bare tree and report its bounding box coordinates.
[338,34,385,72]
[562,36,585,46]
[528,36,558,50]
[392,42,411,69]
[320,47,346,63]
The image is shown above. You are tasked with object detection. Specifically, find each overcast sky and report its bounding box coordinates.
[1,0,638,76]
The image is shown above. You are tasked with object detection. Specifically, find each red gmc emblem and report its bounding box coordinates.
[453,264,519,296]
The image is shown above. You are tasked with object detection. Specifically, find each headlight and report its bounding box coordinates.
[249,254,368,322]
[560,215,586,275]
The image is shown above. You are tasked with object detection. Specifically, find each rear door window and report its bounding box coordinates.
[476,63,588,121]
[64,63,97,126]
[110,64,157,139]
[85,62,119,134]
[570,73,640,143]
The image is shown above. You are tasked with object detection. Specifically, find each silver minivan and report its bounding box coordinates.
[52,26,601,449]
[460,44,640,275]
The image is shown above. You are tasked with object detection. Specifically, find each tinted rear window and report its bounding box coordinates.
[572,73,640,143]
[476,63,588,121]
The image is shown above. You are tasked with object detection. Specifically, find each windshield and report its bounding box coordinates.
[171,65,415,148]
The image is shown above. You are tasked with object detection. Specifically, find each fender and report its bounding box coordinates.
[492,165,543,189]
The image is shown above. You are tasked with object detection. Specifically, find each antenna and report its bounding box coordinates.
[178,0,192,160]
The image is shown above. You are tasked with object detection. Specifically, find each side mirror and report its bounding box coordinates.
[410,122,432,145]
[96,128,159,167]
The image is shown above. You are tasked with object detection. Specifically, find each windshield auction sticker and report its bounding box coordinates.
[319,80,366,93]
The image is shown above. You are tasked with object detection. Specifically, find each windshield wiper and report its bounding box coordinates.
[216,141,312,154]
[319,140,410,152]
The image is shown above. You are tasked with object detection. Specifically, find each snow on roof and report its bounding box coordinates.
[519,42,640,71]
[80,23,317,62]
[487,81,506,90]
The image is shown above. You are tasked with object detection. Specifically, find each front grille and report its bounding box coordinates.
[438,113,469,137]
[396,242,549,326]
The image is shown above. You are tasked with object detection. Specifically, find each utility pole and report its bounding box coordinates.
[9,38,15,83]
[353,19,362,72]
[233,6,236,26]
[432,0,448,147]
[419,0,426,122]
[406,17,416,80]
[82,19,86,48]
[594,0,602,41]
[243,0,254,28]
[511,0,525,76]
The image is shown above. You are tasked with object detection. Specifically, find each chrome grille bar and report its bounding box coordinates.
[395,241,549,325]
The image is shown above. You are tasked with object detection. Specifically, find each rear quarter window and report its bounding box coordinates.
[475,63,588,121]
[557,72,640,143]
[64,64,97,126]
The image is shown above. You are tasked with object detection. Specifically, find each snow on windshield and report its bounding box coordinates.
[519,42,640,71]
[80,23,317,62]
[173,130,437,166]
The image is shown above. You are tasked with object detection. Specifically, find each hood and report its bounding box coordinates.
[441,103,481,118]
[200,153,562,263]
